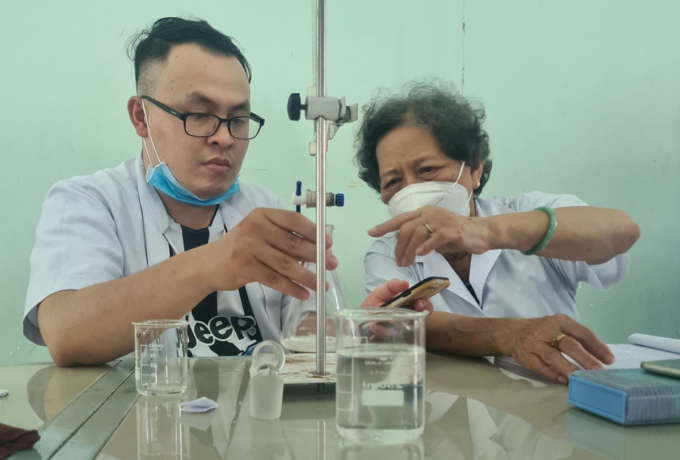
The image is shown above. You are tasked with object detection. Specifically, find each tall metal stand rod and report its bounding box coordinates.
[315,0,327,374]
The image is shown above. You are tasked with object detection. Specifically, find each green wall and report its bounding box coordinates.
[1,1,678,365]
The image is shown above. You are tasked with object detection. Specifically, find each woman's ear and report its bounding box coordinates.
[471,161,484,190]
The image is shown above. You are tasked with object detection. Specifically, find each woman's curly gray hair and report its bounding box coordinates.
[354,82,492,196]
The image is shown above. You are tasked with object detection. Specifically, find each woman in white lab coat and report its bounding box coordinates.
[355,83,641,383]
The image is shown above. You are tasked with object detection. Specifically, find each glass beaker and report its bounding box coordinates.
[335,308,427,444]
[133,319,189,396]
[280,225,345,353]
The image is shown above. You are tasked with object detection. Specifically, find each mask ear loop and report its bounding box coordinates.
[454,161,474,209]
[454,161,466,184]
[141,100,163,167]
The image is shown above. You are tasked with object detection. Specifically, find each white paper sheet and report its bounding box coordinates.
[493,341,680,375]
[605,344,680,369]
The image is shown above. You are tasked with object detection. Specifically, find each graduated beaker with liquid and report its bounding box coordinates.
[335,308,426,444]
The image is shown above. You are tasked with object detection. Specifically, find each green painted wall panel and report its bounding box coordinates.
[1,1,678,364]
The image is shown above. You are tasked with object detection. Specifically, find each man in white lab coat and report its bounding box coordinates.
[23,17,417,366]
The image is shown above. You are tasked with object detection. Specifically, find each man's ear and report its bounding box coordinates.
[127,96,148,138]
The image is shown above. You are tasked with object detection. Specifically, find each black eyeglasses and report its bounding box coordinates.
[140,95,265,140]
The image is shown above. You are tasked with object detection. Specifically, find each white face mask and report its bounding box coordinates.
[386,161,473,217]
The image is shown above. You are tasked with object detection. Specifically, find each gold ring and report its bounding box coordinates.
[423,223,435,235]
[549,334,567,348]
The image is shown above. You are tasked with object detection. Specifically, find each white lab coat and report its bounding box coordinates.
[364,192,628,321]
[24,155,291,348]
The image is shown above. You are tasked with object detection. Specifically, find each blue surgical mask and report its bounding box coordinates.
[141,100,240,207]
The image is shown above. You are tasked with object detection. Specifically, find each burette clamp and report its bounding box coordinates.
[293,181,344,210]
[287,93,358,140]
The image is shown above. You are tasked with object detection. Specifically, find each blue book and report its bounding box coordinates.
[568,368,680,426]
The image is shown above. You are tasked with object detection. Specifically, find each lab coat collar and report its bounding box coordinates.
[217,185,255,230]
[134,152,247,267]
[135,153,170,234]
[136,153,171,268]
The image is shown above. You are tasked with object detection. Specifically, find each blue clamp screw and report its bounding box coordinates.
[295,181,302,213]
[335,193,345,207]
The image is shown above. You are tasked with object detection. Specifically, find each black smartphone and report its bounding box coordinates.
[380,276,450,309]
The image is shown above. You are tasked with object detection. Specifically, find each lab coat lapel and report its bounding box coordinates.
[469,249,502,307]
[467,197,509,307]
[421,251,480,309]
[135,154,173,267]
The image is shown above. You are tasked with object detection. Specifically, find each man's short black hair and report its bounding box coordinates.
[355,82,492,196]
[129,17,251,93]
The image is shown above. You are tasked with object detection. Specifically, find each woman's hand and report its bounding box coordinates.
[368,205,493,267]
[499,314,615,384]
[361,279,433,341]
[361,278,433,314]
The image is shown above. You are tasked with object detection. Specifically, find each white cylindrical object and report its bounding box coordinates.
[250,371,284,420]
[629,334,680,354]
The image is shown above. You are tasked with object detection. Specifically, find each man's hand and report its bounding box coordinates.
[361,278,433,314]
[204,208,337,300]
[500,314,615,384]
[368,206,493,267]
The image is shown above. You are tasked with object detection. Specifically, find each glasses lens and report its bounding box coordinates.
[230,117,262,140]
[185,114,219,136]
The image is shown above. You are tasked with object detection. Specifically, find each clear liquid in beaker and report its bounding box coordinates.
[134,320,188,396]
[336,343,425,443]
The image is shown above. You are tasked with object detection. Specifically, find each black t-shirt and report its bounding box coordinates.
[165,210,262,357]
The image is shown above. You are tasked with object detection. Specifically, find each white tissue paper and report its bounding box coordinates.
[0,389,8,397]
[180,397,218,413]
